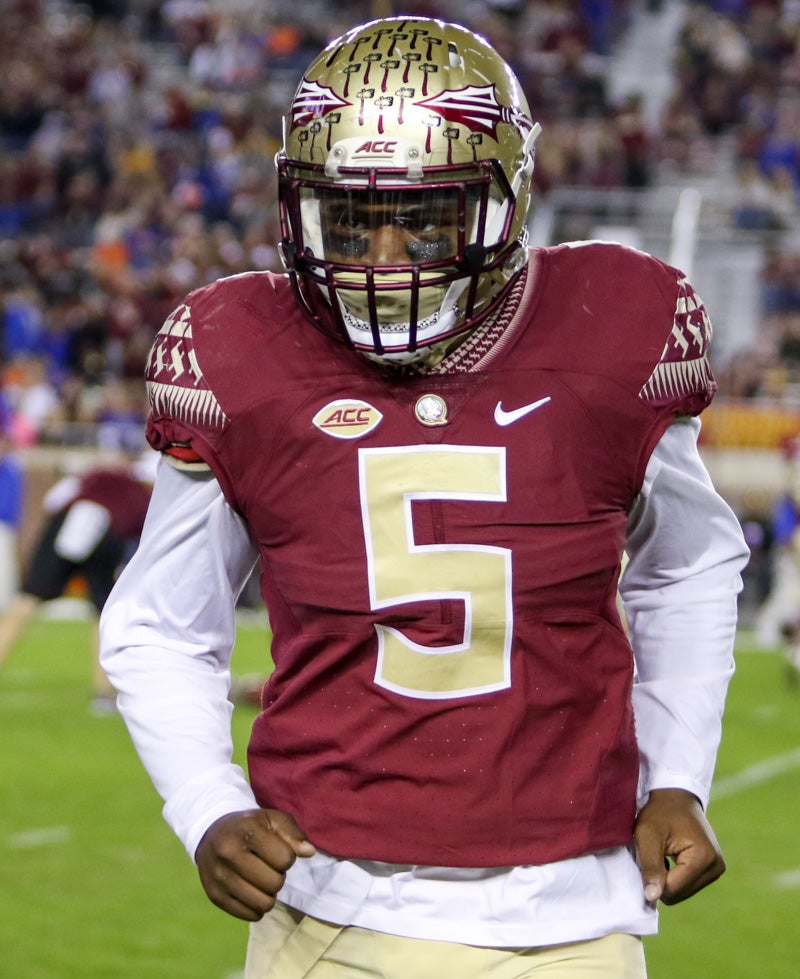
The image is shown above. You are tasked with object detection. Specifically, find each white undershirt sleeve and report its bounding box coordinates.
[621,416,750,810]
[99,458,261,860]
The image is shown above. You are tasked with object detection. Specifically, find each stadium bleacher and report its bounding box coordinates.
[1,0,799,527]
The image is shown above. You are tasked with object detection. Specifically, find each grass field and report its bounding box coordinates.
[1,611,798,978]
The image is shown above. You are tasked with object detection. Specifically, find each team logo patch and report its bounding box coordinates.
[313,399,382,439]
[414,394,448,426]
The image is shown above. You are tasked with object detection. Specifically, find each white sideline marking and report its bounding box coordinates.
[711,746,800,800]
[773,870,800,889]
[7,826,72,849]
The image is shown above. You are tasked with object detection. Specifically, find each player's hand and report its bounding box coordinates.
[195,808,316,920]
[633,787,725,906]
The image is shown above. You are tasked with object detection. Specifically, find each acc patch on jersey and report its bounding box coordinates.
[313,399,383,439]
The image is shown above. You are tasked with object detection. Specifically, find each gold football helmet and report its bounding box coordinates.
[278,16,540,364]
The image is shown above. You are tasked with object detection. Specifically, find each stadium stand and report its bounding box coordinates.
[1,0,799,533]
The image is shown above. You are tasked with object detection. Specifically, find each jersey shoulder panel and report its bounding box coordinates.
[144,271,298,449]
[637,264,715,413]
[540,241,715,415]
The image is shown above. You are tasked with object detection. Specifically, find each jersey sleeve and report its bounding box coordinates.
[546,242,717,424]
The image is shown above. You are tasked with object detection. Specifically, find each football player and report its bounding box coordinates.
[100,16,749,978]
[0,458,153,712]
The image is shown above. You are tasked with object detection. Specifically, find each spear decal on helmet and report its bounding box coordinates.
[417,84,517,139]
[289,79,351,131]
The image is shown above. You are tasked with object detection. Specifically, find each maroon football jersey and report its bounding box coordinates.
[144,243,714,867]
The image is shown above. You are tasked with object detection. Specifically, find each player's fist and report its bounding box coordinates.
[634,788,725,906]
[195,808,315,920]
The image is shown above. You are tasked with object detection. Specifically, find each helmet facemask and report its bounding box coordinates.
[280,158,524,362]
[278,17,539,365]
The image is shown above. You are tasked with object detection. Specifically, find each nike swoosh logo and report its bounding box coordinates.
[494,396,552,426]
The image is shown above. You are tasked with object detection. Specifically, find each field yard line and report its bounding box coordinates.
[6,825,72,849]
[773,869,800,888]
[711,745,800,800]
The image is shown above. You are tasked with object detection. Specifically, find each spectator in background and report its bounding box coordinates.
[616,93,652,189]
[731,159,786,232]
[754,443,800,649]
[736,488,775,625]
[0,429,24,610]
[0,453,155,713]
[2,354,63,447]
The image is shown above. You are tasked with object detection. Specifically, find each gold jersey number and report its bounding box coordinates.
[359,445,513,700]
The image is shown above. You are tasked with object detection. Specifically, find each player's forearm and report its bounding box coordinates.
[628,582,737,807]
[99,461,260,858]
[101,623,258,857]
[625,570,742,807]
[622,418,748,807]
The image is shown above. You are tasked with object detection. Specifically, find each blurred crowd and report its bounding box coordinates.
[1,0,799,451]
[668,0,800,401]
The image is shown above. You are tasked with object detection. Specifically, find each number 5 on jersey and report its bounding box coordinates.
[358,445,513,700]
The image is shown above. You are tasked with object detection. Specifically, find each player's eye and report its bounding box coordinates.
[393,208,436,234]
[331,206,368,234]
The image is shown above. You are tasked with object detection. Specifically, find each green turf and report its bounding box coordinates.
[0,614,264,979]
[646,633,800,979]
[0,618,798,977]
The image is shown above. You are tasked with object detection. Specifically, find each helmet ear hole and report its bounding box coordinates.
[278,16,539,364]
